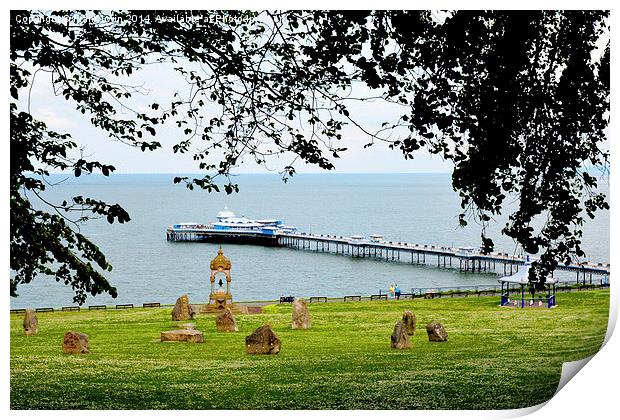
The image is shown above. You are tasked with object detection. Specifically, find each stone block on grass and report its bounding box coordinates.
[245,325,281,354]
[62,331,90,354]
[426,322,448,342]
[291,298,311,329]
[161,329,204,343]
[402,310,416,336]
[171,294,195,321]
[23,309,38,336]
[391,320,411,349]
[216,307,238,332]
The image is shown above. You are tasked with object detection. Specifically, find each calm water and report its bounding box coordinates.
[11,173,610,308]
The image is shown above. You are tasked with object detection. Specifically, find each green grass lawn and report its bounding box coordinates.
[10,290,609,410]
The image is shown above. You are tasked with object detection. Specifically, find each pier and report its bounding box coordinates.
[277,232,609,282]
[167,227,610,283]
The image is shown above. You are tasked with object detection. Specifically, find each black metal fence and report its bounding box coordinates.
[10,281,610,314]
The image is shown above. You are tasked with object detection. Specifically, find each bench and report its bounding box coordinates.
[279,296,295,304]
[424,292,441,299]
[451,291,469,298]
[477,290,496,297]
[89,305,107,310]
[397,293,415,300]
[310,296,327,303]
[116,304,134,309]
[10,309,26,314]
[142,302,161,308]
[62,306,80,312]
[578,285,594,291]
[344,295,361,302]
[370,294,387,301]
[35,307,54,313]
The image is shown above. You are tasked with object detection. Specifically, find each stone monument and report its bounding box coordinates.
[171,294,195,321]
[23,309,38,336]
[291,298,311,329]
[62,331,90,354]
[245,325,281,354]
[391,320,411,349]
[215,307,238,332]
[402,310,416,336]
[204,246,233,312]
[202,246,247,314]
[426,322,448,342]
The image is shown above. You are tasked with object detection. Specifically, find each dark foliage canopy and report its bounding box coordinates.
[10,10,609,303]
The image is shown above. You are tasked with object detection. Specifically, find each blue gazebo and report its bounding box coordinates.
[499,262,558,308]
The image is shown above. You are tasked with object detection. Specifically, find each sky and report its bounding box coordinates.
[18,10,609,177]
[22,32,452,175]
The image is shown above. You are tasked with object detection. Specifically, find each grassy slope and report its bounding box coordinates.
[10,290,609,410]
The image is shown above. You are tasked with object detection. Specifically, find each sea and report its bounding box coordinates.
[10,173,610,309]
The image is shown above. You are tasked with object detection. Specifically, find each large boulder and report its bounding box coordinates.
[62,331,90,354]
[245,325,281,355]
[171,294,195,321]
[216,308,238,332]
[402,310,416,336]
[426,322,448,342]
[23,309,38,336]
[291,298,311,329]
[391,320,411,349]
[161,329,204,343]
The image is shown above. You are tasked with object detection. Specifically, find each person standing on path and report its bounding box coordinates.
[395,284,401,299]
[389,284,395,299]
